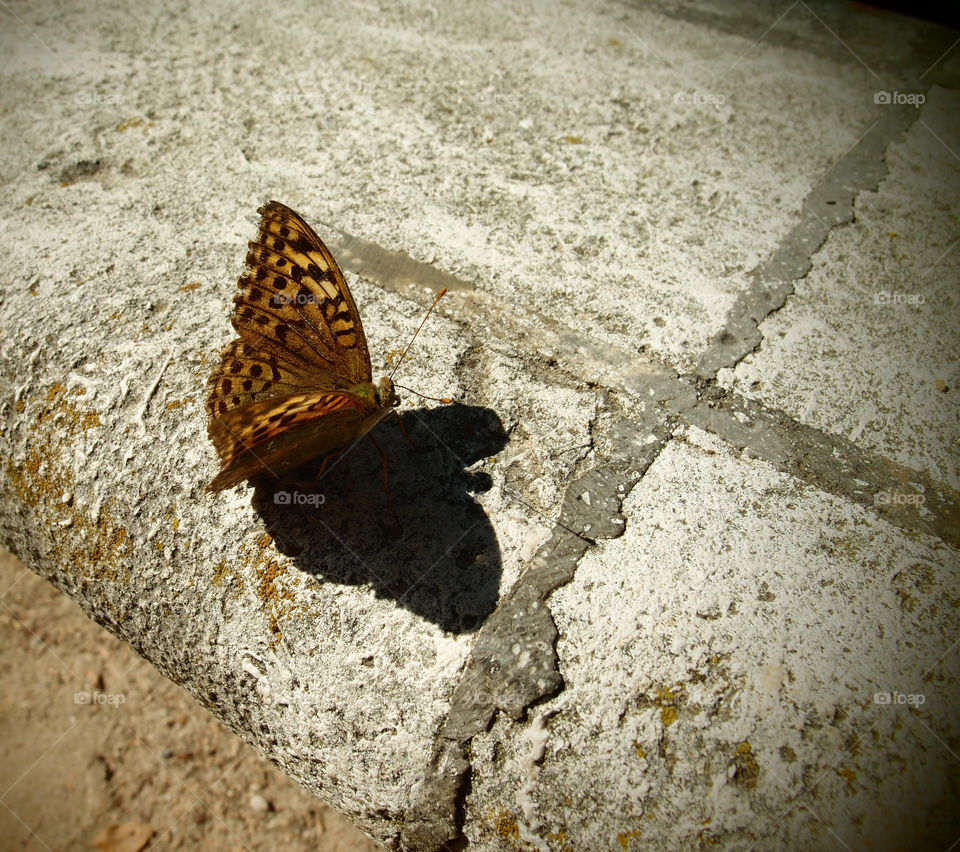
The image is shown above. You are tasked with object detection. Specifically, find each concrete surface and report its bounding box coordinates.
[0,1,958,850]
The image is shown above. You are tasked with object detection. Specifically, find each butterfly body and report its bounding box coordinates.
[206,202,399,493]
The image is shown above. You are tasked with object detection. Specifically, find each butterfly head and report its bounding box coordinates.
[376,376,400,411]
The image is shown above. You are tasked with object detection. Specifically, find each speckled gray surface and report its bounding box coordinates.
[1,1,958,850]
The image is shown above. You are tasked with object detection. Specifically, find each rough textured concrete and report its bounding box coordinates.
[1,1,958,850]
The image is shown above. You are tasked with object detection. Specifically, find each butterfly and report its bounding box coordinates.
[206,201,405,493]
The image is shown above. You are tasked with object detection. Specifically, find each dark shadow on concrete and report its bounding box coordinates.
[250,404,507,633]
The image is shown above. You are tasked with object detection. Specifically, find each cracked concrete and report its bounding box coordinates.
[1,1,958,850]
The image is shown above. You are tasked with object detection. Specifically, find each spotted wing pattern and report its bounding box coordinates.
[206,201,371,423]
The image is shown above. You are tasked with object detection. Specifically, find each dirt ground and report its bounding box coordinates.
[0,548,382,852]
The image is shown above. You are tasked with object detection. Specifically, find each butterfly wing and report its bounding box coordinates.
[207,390,382,492]
[206,201,389,491]
[206,201,372,422]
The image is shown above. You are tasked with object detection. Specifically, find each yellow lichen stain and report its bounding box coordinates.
[211,560,245,599]
[6,448,65,504]
[85,504,134,584]
[617,828,643,849]
[564,136,583,144]
[655,683,683,726]
[837,767,857,792]
[255,559,300,641]
[492,807,518,839]
[15,398,25,413]
[181,282,202,291]
[656,686,676,703]
[256,533,274,549]
[732,741,759,789]
[5,387,127,587]
[634,742,646,759]
[44,383,66,402]
[117,117,147,132]
[36,383,102,433]
[211,560,230,586]
[256,559,292,604]
[490,808,538,849]
[167,396,196,411]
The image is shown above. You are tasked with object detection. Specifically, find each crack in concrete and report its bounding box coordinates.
[400,416,668,851]
[346,223,959,846]
[683,388,960,546]
[696,101,921,378]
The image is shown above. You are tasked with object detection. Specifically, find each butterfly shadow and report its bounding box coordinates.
[250,403,508,634]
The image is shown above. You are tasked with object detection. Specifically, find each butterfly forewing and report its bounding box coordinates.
[206,201,397,492]
[244,202,370,380]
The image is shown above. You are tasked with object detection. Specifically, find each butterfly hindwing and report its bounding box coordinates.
[207,391,380,491]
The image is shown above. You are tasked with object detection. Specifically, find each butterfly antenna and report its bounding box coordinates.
[394,384,451,404]
[389,288,447,381]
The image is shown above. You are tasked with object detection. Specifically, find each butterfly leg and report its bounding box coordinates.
[367,433,399,527]
[274,454,333,492]
[391,410,418,448]
[311,454,333,484]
